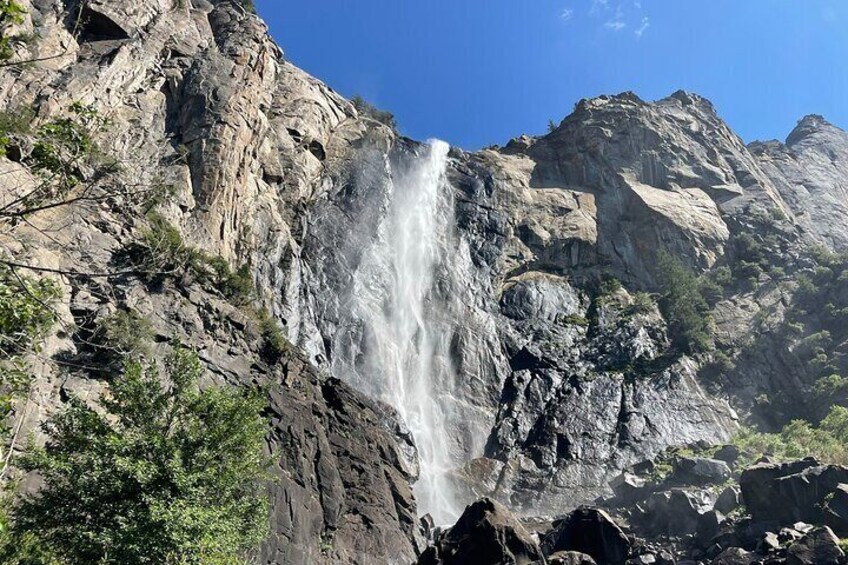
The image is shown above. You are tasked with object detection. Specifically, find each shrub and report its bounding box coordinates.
[6,345,271,563]
[351,95,397,130]
[0,265,60,358]
[711,265,733,287]
[656,251,713,354]
[0,0,26,61]
[255,307,288,362]
[205,257,253,305]
[92,309,153,367]
[731,405,848,467]
[625,291,655,316]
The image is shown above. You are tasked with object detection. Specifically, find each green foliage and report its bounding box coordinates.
[0,0,26,61]
[625,291,655,316]
[710,265,733,287]
[255,307,287,362]
[6,346,270,564]
[562,313,589,327]
[656,251,713,354]
[133,212,203,284]
[0,265,60,359]
[4,103,113,217]
[731,405,848,467]
[29,103,110,183]
[0,106,33,157]
[351,95,397,130]
[547,119,557,133]
[204,257,253,305]
[92,309,154,367]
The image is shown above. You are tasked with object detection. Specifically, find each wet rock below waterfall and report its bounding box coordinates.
[418,498,542,565]
[540,507,631,565]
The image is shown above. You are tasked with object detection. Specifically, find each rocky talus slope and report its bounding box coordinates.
[3,0,848,563]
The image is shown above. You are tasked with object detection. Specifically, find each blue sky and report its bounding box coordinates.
[255,1,848,150]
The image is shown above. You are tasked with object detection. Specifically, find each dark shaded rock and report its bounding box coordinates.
[610,472,652,505]
[641,490,707,536]
[541,507,631,565]
[711,547,753,564]
[786,526,844,565]
[714,485,742,515]
[670,456,732,486]
[545,551,598,565]
[757,531,781,553]
[740,459,848,526]
[264,369,423,564]
[713,445,741,467]
[429,498,543,565]
[697,510,726,546]
[823,483,848,535]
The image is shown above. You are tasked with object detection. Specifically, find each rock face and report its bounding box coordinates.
[740,459,848,530]
[541,507,631,565]
[5,0,848,563]
[752,115,848,251]
[786,526,845,565]
[419,498,542,565]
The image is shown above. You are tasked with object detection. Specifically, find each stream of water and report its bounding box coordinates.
[332,140,460,524]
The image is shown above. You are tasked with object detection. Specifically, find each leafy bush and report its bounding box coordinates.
[205,257,253,305]
[625,291,655,316]
[731,405,848,467]
[0,265,59,358]
[92,309,153,367]
[351,95,397,130]
[0,0,26,61]
[255,307,288,362]
[656,251,713,354]
[6,346,270,564]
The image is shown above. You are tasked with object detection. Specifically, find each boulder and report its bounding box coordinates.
[756,531,780,553]
[696,510,726,546]
[428,498,543,565]
[610,472,652,505]
[671,456,732,486]
[545,551,598,565]
[541,507,631,565]
[739,459,848,525]
[713,445,741,467]
[641,489,708,536]
[786,526,844,565]
[714,485,742,515]
[711,547,753,564]
[823,483,848,535]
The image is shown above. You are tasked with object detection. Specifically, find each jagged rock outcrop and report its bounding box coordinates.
[418,498,543,565]
[752,115,848,251]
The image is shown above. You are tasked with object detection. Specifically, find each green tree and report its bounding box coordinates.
[656,250,713,353]
[0,0,26,61]
[5,346,270,564]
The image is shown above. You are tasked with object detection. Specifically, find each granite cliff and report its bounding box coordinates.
[2,1,848,563]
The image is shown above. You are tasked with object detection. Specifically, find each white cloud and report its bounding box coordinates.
[634,16,650,37]
[560,8,574,21]
[590,0,610,15]
[604,4,626,31]
[633,0,642,8]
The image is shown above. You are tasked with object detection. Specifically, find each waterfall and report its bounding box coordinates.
[331,139,461,524]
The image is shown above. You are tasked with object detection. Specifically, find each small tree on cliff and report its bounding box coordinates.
[656,250,714,354]
[4,345,271,564]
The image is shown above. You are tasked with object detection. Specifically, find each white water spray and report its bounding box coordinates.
[333,140,460,523]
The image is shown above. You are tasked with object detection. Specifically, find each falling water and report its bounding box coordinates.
[332,140,460,524]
